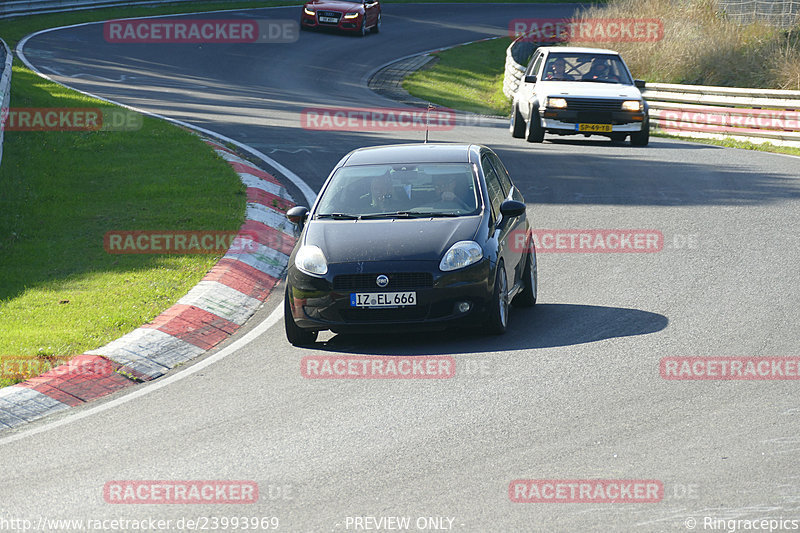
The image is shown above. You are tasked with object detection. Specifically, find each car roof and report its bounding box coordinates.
[341,143,479,166]
[538,46,621,56]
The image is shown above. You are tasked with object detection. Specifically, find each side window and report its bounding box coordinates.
[488,152,513,196]
[481,155,505,219]
[527,53,543,77]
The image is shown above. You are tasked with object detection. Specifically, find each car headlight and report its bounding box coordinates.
[295,245,328,276]
[343,12,359,19]
[440,241,483,272]
[622,100,643,112]
[304,7,316,15]
[547,97,567,109]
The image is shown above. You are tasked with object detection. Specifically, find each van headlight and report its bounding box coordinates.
[622,100,643,112]
[295,245,328,276]
[547,97,567,109]
[440,241,483,272]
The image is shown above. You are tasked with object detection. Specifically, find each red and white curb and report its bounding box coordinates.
[0,138,296,430]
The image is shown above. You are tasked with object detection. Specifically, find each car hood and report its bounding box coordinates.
[304,217,481,263]
[538,80,642,99]
[306,0,364,11]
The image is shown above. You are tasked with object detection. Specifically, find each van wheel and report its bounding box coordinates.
[525,107,544,143]
[510,103,526,138]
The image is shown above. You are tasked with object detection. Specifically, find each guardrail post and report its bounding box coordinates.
[0,38,12,169]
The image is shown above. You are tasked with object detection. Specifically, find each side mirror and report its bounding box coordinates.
[524,75,537,84]
[634,79,646,89]
[287,206,309,228]
[499,200,526,218]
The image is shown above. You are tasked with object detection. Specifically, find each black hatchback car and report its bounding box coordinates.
[284,143,537,345]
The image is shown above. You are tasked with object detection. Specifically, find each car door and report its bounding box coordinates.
[488,151,528,284]
[481,153,517,286]
[517,51,544,122]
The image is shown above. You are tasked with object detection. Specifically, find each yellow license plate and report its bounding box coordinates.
[577,123,612,132]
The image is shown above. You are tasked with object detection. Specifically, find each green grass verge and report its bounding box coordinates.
[403,37,513,117]
[652,131,800,157]
[0,65,246,386]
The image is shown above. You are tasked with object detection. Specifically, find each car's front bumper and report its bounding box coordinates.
[301,13,363,32]
[287,259,493,333]
[540,109,647,133]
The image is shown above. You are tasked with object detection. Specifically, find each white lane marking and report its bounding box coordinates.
[0,304,284,446]
[41,65,131,82]
[269,148,312,154]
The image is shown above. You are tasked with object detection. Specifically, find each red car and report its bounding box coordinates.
[301,0,381,36]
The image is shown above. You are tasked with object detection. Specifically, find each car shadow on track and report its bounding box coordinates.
[313,303,668,355]
[541,137,714,150]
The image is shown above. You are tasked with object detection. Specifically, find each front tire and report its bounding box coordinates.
[372,13,381,33]
[359,18,367,37]
[631,117,650,146]
[525,106,544,143]
[510,103,526,139]
[512,247,537,307]
[485,263,509,335]
[285,285,318,346]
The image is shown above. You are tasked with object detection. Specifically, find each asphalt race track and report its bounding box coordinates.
[3,3,800,531]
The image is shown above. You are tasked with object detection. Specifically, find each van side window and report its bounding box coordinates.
[527,53,543,77]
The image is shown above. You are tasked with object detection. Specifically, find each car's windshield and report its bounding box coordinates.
[315,163,480,217]
[540,53,633,84]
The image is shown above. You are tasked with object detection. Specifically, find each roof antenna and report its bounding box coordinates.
[424,103,435,143]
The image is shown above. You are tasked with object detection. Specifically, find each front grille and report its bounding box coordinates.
[565,98,625,112]
[333,273,434,291]
[577,111,613,124]
[317,11,342,23]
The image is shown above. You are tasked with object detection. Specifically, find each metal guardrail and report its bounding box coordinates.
[719,0,800,28]
[0,0,203,18]
[502,37,800,147]
[0,38,12,168]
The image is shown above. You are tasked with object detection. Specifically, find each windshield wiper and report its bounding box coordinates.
[580,79,620,84]
[359,211,463,219]
[315,213,360,220]
[358,212,416,219]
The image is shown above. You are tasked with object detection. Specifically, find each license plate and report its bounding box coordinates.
[350,292,417,308]
[319,16,338,23]
[577,123,612,132]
